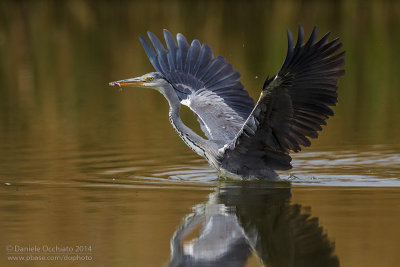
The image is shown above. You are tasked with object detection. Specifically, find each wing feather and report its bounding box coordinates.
[163,30,178,71]
[192,44,213,75]
[147,32,169,73]
[176,33,189,71]
[139,35,161,71]
[185,40,201,73]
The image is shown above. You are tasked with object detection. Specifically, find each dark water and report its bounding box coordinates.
[1,1,400,266]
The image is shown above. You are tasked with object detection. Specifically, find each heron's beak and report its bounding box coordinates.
[109,77,145,87]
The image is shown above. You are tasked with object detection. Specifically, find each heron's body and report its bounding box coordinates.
[110,26,345,180]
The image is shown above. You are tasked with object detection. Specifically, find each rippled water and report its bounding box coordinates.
[3,139,399,187]
[1,0,400,266]
[1,138,400,266]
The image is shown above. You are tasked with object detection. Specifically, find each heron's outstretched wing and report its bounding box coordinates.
[221,26,345,172]
[139,30,254,142]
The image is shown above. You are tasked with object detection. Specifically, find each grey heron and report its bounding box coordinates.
[109,25,345,180]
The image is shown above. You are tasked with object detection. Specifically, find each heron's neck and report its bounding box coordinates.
[161,85,209,158]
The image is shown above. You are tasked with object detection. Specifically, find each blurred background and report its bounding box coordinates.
[1,0,399,157]
[1,0,400,266]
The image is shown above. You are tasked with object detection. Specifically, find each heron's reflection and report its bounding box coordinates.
[168,182,338,267]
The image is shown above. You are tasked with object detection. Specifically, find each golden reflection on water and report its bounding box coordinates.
[1,182,400,266]
[1,0,400,266]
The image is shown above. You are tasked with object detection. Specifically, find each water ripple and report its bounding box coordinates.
[1,142,400,187]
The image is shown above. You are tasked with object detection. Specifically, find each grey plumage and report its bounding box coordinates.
[140,30,255,121]
[110,25,345,180]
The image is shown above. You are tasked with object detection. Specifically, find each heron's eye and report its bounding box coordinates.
[147,77,154,82]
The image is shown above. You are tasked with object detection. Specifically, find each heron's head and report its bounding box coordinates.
[109,72,170,91]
